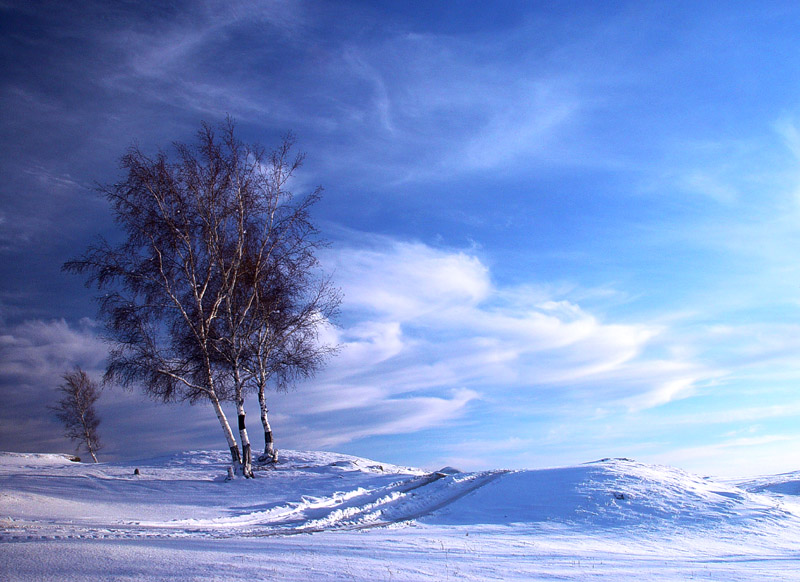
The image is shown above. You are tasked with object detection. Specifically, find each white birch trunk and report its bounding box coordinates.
[257,386,278,463]
[85,439,99,463]
[232,362,254,478]
[209,393,243,476]
[236,397,254,478]
[79,410,99,463]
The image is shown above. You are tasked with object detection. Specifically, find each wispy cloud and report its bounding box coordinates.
[318,32,588,183]
[0,317,106,382]
[650,434,800,478]
[0,316,106,454]
[276,388,479,449]
[69,3,591,183]
[258,234,723,452]
[0,314,246,458]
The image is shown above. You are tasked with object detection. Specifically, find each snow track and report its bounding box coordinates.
[0,451,508,541]
[243,470,510,535]
[5,451,800,581]
[3,451,800,543]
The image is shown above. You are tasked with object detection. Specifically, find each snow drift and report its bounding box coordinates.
[3,450,800,581]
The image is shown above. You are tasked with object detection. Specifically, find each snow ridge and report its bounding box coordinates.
[6,451,800,581]
[2,451,799,543]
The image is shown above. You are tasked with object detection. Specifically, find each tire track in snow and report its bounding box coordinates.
[1,470,511,542]
[243,469,511,536]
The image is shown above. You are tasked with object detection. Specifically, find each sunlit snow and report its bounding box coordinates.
[2,450,800,580]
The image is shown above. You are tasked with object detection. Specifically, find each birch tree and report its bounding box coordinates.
[64,120,338,477]
[207,133,340,468]
[50,368,102,463]
[244,266,340,463]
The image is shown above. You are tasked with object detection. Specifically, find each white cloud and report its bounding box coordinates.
[330,32,587,182]
[650,434,800,478]
[621,375,698,411]
[270,388,478,449]
[278,235,722,451]
[0,318,106,383]
[449,80,580,174]
[679,170,739,204]
[0,315,251,458]
[0,317,106,454]
[0,237,729,460]
[330,240,491,320]
[333,321,406,373]
[93,4,589,182]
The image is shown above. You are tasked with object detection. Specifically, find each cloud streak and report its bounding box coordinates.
[326,236,713,401]
[258,235,725,454]
[0,235,721,459]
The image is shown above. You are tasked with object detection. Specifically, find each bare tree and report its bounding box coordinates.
[64,120,338,477]
[206,132,340,469]
[244,267,340,463]
[65,123,244,473]
[50,368,102,463]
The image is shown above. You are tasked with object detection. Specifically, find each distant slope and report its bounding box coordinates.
[422,458,796,529]
[735,470,800,496]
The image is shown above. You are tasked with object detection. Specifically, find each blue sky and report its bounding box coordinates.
[3,1,800,476]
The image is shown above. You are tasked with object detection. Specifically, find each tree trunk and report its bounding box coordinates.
[83,425,99,463]
[236,397,254,478]
[232,362,254,478]
[209,393,243,476]
[257,386,278,463]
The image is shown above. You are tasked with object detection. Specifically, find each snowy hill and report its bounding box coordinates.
[423,458,796,529]
[3,451,800,581]
[736,469,800,496]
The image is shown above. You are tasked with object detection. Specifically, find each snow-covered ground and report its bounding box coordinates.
[2,450,800,581]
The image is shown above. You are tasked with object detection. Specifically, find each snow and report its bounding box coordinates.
[3,451,800,580]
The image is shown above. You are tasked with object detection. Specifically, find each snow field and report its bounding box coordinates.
[3,450,800,580]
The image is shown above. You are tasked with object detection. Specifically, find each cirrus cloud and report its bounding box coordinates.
[266,234,722,453]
